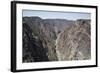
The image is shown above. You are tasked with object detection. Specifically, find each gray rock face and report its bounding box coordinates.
[23,23,49,62]
[23,16,91,63]
[56,19,91,60]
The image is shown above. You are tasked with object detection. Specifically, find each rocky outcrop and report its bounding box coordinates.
[23,23,49,62]
[56,19,91,60]
[23,16,91,62]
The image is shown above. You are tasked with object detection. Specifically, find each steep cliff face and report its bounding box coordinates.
[23,16,91,62]
[23,23,49,62]
[56,19,91,60]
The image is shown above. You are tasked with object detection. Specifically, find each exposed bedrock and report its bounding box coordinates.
[23,17,91,62]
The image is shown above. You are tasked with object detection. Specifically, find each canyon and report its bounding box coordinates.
[22,17,91,62]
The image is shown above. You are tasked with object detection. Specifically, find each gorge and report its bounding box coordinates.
[22,17,91,62]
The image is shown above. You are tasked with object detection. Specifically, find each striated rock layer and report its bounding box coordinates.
[56,19,91,60]
[22,16,91,63]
